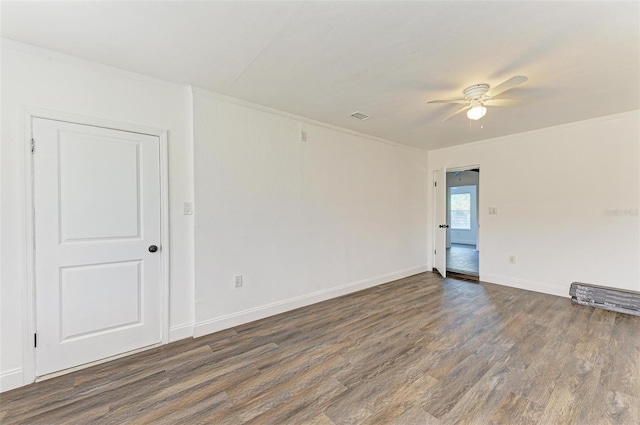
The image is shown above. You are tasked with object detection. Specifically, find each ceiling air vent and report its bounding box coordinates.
[350,111,371,121]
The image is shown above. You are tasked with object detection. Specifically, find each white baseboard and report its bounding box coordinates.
[169,323,194,342]
[0,368,24,393]
[194,265,428,338]
[481,273,569,298]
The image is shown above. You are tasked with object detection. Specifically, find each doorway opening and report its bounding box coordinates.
[446,168,479,279]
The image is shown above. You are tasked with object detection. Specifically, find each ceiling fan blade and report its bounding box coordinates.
[428,99,467,104]
[442,105,471,122]
[486,76,528,97]
[483,98,523,107]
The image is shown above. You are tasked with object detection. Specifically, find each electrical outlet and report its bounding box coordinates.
[509,255,516,264]
[300,130,307,142]
[234,275,243,288]
[489,207,498,215]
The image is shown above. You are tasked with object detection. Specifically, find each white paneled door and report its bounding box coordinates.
[33,118,162,376]
[433,170,446,277]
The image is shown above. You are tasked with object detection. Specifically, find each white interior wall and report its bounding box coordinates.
[192,89,428,336]
[428,111,640,296]
[0,41,195,391]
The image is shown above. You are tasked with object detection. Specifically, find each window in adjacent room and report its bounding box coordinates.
[450,192,471,230]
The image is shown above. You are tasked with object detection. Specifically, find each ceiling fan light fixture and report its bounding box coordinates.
[467,104,487,120]
[429,76,528,122]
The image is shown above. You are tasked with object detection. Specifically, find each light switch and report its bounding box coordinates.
[184,202,193,215]
[489,207,498,215]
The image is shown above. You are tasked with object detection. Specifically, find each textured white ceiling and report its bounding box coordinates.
[2,1,639,149]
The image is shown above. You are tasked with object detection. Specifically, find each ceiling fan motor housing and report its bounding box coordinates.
[463,84,489,100]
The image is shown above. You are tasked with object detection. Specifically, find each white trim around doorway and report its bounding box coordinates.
[441,164,481,276]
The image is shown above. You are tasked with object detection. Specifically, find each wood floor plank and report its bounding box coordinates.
[536,355,603,425]
[489,392,544,425]
[387,404,441,425]
[600,313,640,398]
[2,271,639,424]
[242,377,347,425]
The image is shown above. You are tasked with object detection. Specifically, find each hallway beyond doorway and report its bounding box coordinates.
[446,243,478,276]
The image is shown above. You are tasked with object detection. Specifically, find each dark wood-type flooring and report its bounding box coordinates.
[446,244,479,276]
[2,272,639,424]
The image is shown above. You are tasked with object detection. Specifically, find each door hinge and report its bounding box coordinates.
[434,182,437,187]
[34,333,37,348]
[434,249,437,255]
[31,138,35,154]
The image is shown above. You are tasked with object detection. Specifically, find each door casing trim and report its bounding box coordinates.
[21,107,170,385]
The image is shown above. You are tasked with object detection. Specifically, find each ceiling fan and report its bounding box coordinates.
[428,76,528,122]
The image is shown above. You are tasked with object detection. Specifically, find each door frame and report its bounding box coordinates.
[21,107,170,385]
[441,164,481,274]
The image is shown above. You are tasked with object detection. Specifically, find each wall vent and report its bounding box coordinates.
[350,111,371,121]
[570,282,640,316]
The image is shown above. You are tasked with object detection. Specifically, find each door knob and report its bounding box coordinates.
[148,245,158,253]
